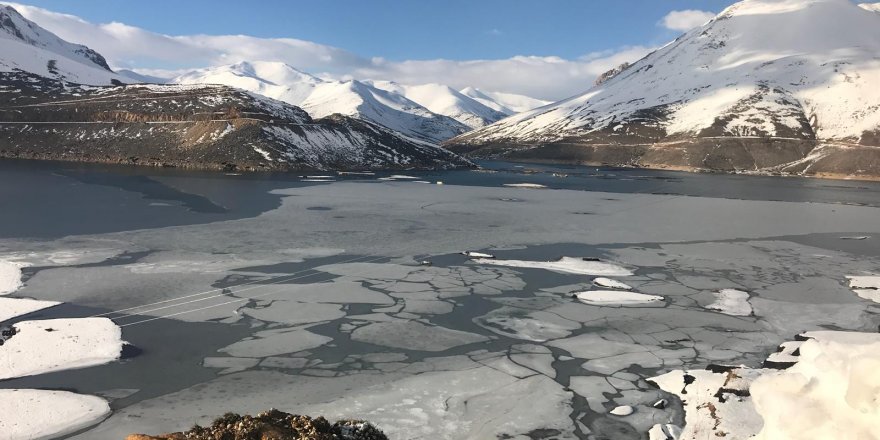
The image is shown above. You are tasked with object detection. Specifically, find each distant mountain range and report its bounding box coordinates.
[170,62,548,142]
[4,0,880,178]
[0,5,470,171]
[447,0,880,179]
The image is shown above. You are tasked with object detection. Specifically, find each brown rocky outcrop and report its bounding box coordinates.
[125,410,388,440]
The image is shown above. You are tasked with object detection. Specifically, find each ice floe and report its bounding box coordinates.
[474,307,580,342]
[461,250,495,258]
[574,290,664,306]
[592,277,632,290]
[706,289,753,316]
[0,389,110,440]
[0,260,26,295]
[503,183,547,188]
[0,297,60,323]
[351,320,488,352]
[845,275,880,303]
[609,405,634,416]
[0,318,124,380]
[473,256,633,276]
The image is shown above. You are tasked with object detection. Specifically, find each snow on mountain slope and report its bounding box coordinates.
[859,3,880,12]
[174,61,322,104]
[450,0,880,178]
[460,87,551,114]
[367,80,508,129]
[172,62,467,143]
[0,5,127,85]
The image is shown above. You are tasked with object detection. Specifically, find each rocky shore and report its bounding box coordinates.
[125,410,388,440]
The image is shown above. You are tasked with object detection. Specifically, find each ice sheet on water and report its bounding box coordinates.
[351,319,488,352]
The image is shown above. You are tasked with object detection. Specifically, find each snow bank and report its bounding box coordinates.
[592,277,632,290]
[752,331,880,439]
[0,389,110,440]
[575,290,663,306]
[706,288,753,316]
[0,318,124,380]
[474,256,633,276]
[0,297,60,323]
[0,260,27,295]
[649,331,880,440]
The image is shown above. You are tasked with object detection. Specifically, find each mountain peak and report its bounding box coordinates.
[447,0,880,179]
[0,5,112,72]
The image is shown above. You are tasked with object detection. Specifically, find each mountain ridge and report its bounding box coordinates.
[446,0,880,179]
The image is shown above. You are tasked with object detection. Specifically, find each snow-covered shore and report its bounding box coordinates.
[649,330,880,439]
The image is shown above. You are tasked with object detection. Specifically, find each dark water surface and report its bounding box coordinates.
[2,158,880,239]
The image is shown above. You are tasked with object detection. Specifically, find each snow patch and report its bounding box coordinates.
[0,318,124,380]
[0,389,110,440]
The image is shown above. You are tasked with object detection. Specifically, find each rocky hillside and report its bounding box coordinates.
[446,0,880,179]
[0,71,472,171]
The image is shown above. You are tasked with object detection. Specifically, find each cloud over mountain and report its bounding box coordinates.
[2,2,652,100]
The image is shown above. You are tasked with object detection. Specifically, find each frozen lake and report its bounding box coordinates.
[1,159,879,439]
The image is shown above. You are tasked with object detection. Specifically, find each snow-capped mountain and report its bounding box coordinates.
[448,0,880,178]
[172,61,468,143]
[366,81,508,129]
[459,87,551,115]
[0,7,470,171]
[0,5,128,85]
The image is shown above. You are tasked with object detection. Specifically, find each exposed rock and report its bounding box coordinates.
[594,62,631,86]
[125,409,388,440]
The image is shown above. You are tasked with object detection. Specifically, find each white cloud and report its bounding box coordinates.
[660,9,716,32]
[3,2,654,100]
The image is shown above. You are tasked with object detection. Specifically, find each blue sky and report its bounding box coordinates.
[8,0,740,99]
[18,0,734,61]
